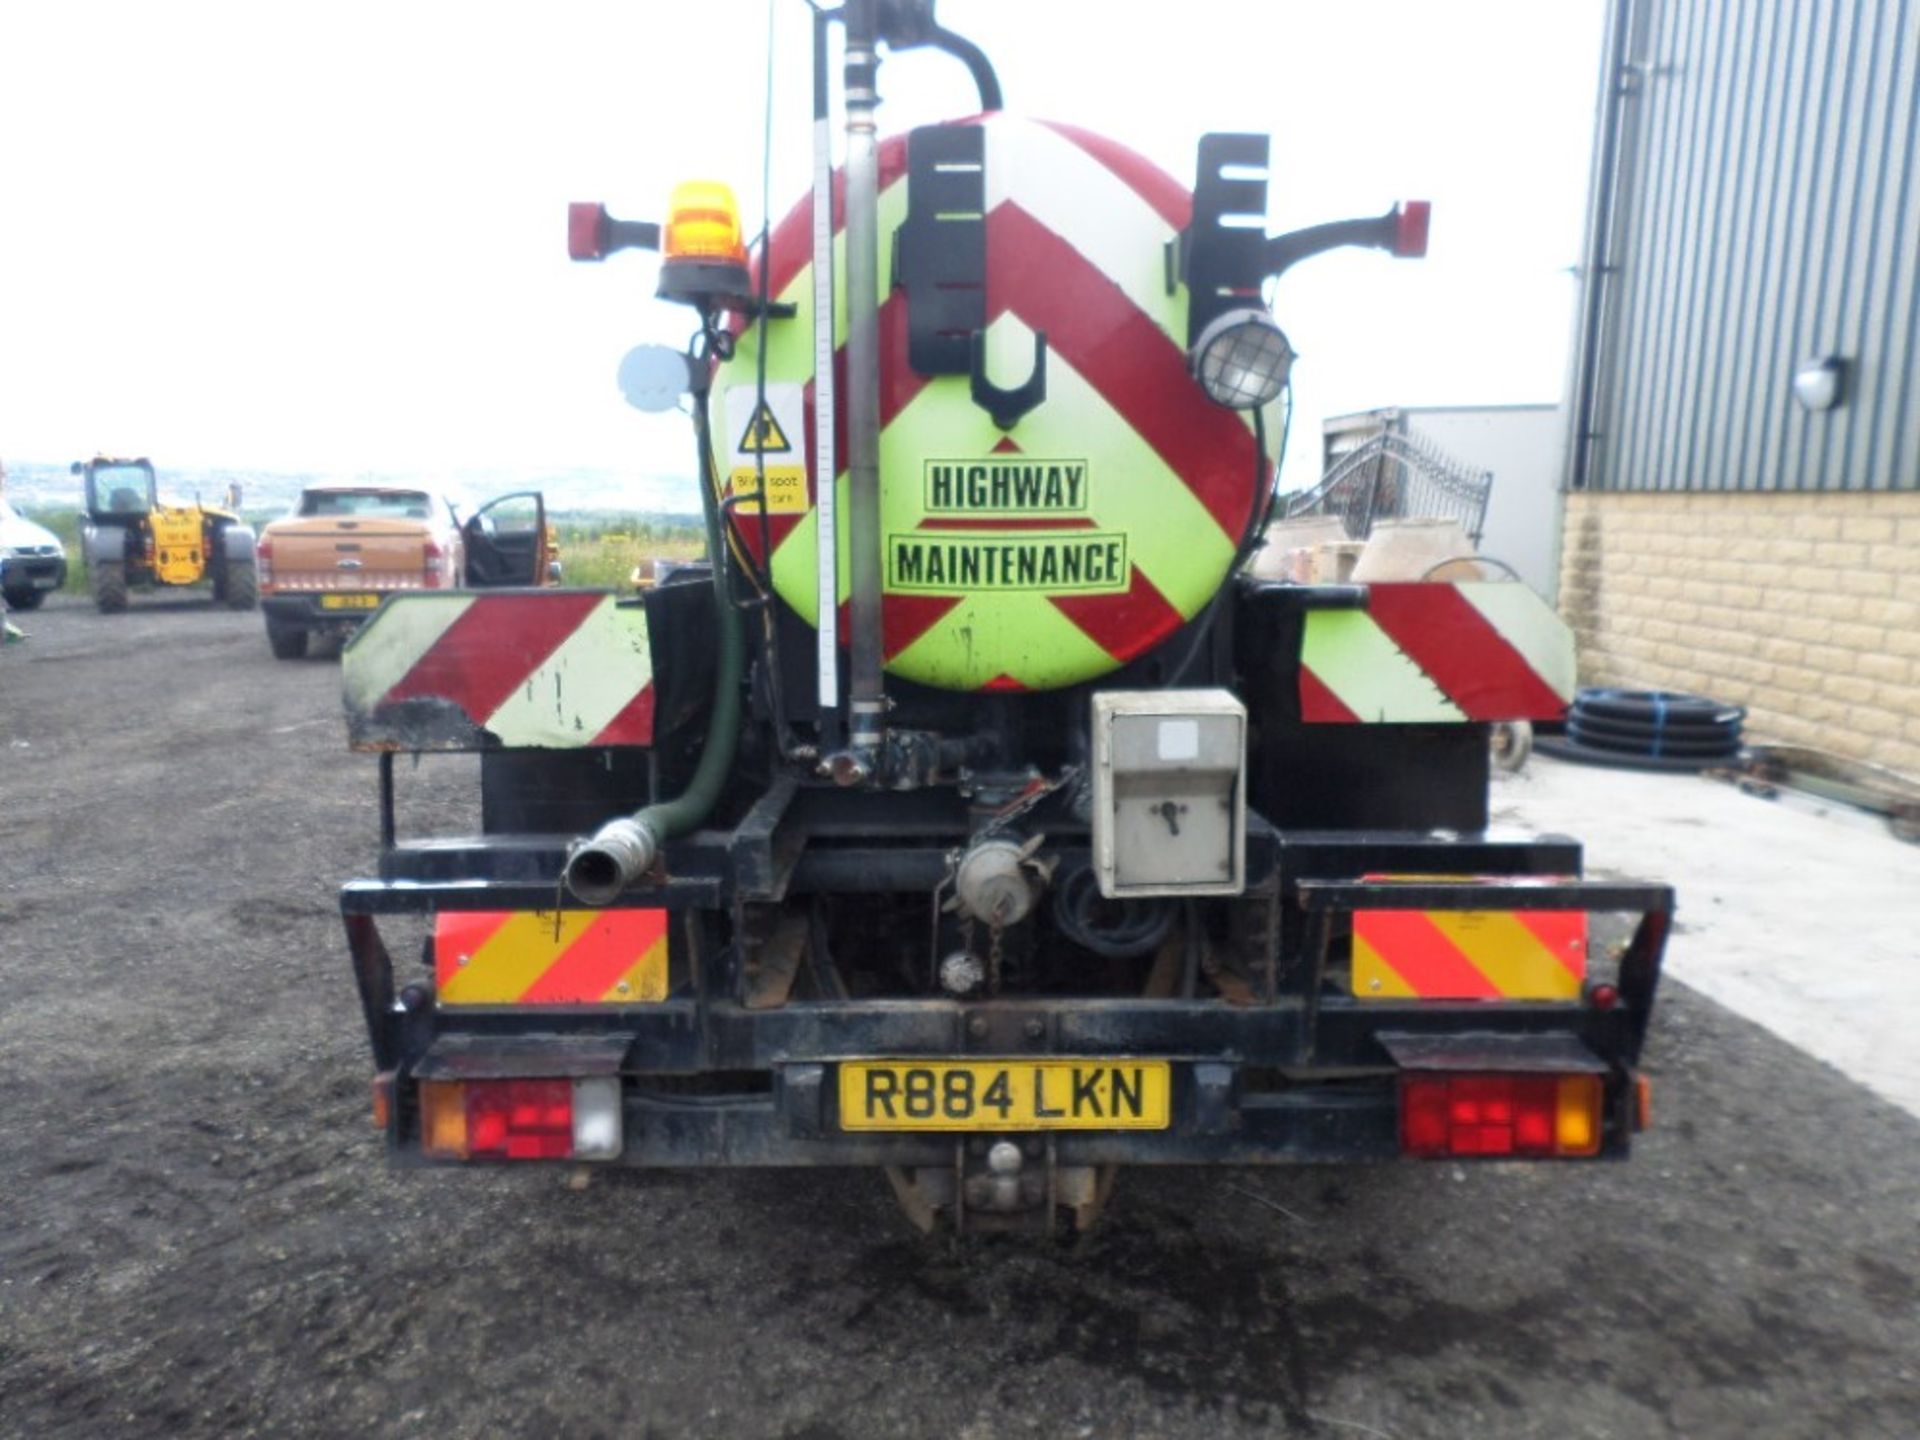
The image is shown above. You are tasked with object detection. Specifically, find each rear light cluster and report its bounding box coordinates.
[422,536,445,589]
[419,1077,622,1161]
[1400,1072,1602,1158]
[255,537,273,583]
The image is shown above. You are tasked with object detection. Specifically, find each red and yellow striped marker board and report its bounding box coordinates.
[434,909,669,1006]
[343,592,654,751]
[1352,890,1587,1001]
[1300,582,1575,723]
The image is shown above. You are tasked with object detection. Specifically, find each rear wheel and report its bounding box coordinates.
[1490,720,1533,772]
[266,621,308,660]
[91,561,129,614]
[223,560,259,610]
[3,586,46,611]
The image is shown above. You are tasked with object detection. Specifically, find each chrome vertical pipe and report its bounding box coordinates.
[842,0,885,767]
[810,3,841,743]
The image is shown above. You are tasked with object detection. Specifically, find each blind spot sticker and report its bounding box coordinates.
[727,383,809,513]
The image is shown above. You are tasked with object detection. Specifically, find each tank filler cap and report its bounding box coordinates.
[951,834,1051,927]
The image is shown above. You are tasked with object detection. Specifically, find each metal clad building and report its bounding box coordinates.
[1571,0,1920,494]
[1561,0,1920,777]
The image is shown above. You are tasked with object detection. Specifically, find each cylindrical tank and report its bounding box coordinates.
[712,115,1285,693]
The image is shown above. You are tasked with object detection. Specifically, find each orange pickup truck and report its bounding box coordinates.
[256,486,555,659]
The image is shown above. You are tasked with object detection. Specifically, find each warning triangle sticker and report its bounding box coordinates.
[737,400,793,455]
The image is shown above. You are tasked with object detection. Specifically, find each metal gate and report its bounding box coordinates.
[1285,429,1493,543]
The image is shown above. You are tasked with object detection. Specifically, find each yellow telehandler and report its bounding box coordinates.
[74,456,257,613]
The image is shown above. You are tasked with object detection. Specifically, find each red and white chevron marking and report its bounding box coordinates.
[1299,583,1576,723]
[343,592,654,749]
[740,116,1270,685]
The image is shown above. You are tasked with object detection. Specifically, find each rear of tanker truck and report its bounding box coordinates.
[336,0,1668,1234]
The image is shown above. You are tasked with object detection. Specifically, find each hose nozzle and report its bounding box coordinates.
[563,816,660,906]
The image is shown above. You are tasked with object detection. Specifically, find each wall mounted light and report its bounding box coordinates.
[1792,355,1848,412]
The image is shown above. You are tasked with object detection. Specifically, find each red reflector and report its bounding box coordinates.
[1393,200,1431,257]
[568,201,609,261]
[1515,1106,1553,1150]
[1403,1080,1449,1152]
[1401,1072,1600,1158]
[465,1079,574,1160]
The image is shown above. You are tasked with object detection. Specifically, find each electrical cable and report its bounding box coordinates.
[694,0,784,604]
[697,324,811,762]
[736,4,813,761]
[1159,385,1293,687]
[1232,385,1291,574]
[748,0,778,576]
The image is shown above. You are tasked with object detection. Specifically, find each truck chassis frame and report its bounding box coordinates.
[344,761,1670,1176]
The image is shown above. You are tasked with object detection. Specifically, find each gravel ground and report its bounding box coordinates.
[3,592,1918,1439]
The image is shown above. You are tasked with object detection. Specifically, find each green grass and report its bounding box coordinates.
[16,505,708,598]
[550,517,706,592]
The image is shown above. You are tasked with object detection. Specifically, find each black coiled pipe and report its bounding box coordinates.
[1051,863,1174,960]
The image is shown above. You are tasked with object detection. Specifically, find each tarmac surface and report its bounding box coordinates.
[3,592,1918,1439]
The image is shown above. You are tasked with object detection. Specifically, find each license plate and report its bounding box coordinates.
[319,593,381,610]
[838,1060,1170,1131]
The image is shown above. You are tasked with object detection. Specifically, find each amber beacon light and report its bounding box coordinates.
[657,180,753,306]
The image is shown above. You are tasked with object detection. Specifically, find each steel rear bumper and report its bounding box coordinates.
[345,867,1669,1170]
[359,987,1658,1169]
[263,594,381,627]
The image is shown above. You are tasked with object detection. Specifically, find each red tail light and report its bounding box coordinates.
[422,535,445,589]
[1400,1072,1601,1158]
[468,1079,574,1159]
[419,1077,621,1161]
[255,536,273,583]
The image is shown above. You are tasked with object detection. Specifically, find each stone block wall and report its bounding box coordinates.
[1559,490,1920,776]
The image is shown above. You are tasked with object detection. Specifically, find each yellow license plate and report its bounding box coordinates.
[839,1060,1170,1132]
[319,593,381,610]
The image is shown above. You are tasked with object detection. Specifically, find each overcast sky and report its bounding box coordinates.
[0,0,1604,490]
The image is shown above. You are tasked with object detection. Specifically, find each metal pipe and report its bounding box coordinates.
[564,384,745,905]
[1566,0,1640,493]
[810,2,842,745]
[1262,210,1401,279]
[842,0,885,767]
[923,24,1002,111]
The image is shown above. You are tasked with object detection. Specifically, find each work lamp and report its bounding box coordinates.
[1190,308,1293,410]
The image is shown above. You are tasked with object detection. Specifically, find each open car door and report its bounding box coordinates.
[461,492,550,588]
